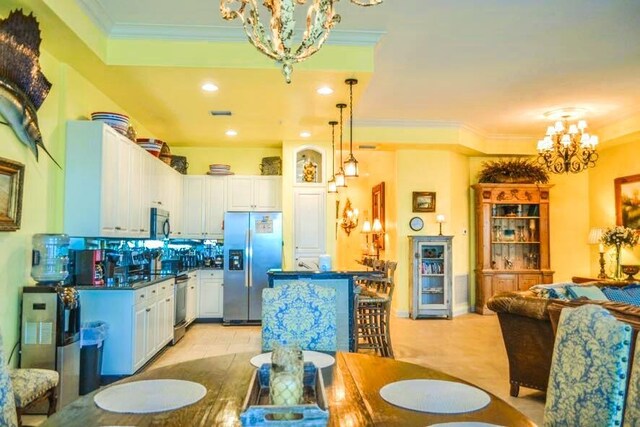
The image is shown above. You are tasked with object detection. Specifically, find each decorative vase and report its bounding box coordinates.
[269,342,303,407]
[614,244,623,281]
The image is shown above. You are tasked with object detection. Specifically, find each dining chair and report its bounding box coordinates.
[623,334,640,426]
[543,304,632,427]
[0,331,58,427]
[262,281,337,352]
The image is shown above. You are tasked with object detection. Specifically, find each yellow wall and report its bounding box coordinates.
[393,150,470,316]
[0,48,155,359]
[588,140,640,272]
[171,146,282,176]
[334,150,397,271]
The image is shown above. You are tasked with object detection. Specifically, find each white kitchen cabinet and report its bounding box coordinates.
[79,278,175,376]
[198,269,223,319]
[182,176,226,238]
[169,171,184,238]
[293,188,326,270]
[186,271,199,323]
[226,176,281,211]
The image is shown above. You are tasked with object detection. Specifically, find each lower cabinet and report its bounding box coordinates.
[79,278,175,376]
[198,269,223,319]
[186,271,198,323]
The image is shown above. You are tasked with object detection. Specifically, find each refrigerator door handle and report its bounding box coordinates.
[247,229,253,287]
[244,229,250,287]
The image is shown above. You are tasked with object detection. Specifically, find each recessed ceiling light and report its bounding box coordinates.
[202,82,219,92]
[317,86,333,95]
[300,131,311,138]
[225,129,238,137]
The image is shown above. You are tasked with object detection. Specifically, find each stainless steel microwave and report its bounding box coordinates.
[150,208,171,240]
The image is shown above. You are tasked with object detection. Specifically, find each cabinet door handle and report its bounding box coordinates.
[146,308,151,312]
[158,201,163,205]
[152,290,156,293]
[166,298,170,302]
[140,295,145,298]
[190,286,195,289]
[115,226,123,230]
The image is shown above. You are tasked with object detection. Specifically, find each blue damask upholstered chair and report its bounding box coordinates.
[543,304,632,427]
[623,334,640,426]
[1,333,19,427]
[262,281,337,352]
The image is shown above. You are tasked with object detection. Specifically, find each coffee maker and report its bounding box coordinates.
[74,249,105,286]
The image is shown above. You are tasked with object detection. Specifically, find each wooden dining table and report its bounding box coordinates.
[44,352,534,426]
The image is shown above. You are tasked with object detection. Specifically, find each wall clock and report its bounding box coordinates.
[409,217,424,231]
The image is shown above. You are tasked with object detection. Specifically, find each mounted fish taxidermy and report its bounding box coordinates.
[0,9,60,168]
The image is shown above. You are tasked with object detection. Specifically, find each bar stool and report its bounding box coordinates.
[354,261,397,358]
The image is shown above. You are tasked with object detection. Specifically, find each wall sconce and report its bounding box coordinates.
[588,227,607,279]
[436,214,446,236]
[341,198,359,236]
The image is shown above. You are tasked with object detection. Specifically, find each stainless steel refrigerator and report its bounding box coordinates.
[223,212,283,324]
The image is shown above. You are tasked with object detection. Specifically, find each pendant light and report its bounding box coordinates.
[343,78,359,177]
[335,103,347,188]
[327,120,338,193]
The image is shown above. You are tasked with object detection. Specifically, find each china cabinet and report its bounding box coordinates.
[409,235,453,319]
[472,183,554,314]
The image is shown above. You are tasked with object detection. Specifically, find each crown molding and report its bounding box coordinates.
[76,0,114,34]
[108,24,384,45]
[354,119,465,129]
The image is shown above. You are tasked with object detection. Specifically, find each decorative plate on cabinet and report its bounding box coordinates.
[410,217,424,231]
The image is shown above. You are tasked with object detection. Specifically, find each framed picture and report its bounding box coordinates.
[413,191,436,213]
[372,182,385,250]
[0,157,25,232]
[615,174,640,229]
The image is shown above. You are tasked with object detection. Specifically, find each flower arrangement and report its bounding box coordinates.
[601,226,639,248]
[477,158,549,184]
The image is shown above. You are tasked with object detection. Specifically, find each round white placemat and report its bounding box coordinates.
[94,379,206,413]
[379,380,490,414]
[250,351,335,369]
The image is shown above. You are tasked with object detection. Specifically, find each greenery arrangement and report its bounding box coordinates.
[477,158,549,184]
[601,226,639,248]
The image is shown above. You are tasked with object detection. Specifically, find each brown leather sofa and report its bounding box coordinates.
[487,282,640,397]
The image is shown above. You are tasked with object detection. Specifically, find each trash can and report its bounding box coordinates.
[79,321,108,395]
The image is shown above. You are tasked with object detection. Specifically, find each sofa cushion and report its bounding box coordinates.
[602,287,639,306]
[566,285,609,301]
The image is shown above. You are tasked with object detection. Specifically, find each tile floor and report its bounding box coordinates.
[25,313,545,426]
[148,313,545,425]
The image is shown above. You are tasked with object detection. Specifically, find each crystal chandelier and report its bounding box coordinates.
[220,0,383,83]
[536,109,599,174]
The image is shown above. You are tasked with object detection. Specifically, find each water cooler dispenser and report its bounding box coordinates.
[21,234,81,410]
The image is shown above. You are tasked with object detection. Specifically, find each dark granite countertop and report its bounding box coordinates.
[75,274,176,291]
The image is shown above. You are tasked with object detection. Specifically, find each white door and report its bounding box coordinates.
[199,278,224,318]
[293,188,326,269]
[144,302,158,360]
[128,147,144,237]
[183,176,205,238]
[100,129,119,236]
[186,276,197,322]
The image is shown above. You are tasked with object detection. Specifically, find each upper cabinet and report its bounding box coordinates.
[183,175,226,238]
[227,176,281,211]
[64,121,182,238]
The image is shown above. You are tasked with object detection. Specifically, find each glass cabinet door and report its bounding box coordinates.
[490,203,540,271]
[418,241,447,309]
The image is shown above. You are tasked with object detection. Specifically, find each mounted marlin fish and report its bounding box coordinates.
[0,9,60,168]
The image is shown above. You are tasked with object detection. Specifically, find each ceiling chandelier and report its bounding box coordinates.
[327,120,338,193]
[344,78,359,177]
[537,109,599,174]
[220,0,383,83]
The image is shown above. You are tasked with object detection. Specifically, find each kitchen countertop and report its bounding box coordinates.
[75,274,176,291]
